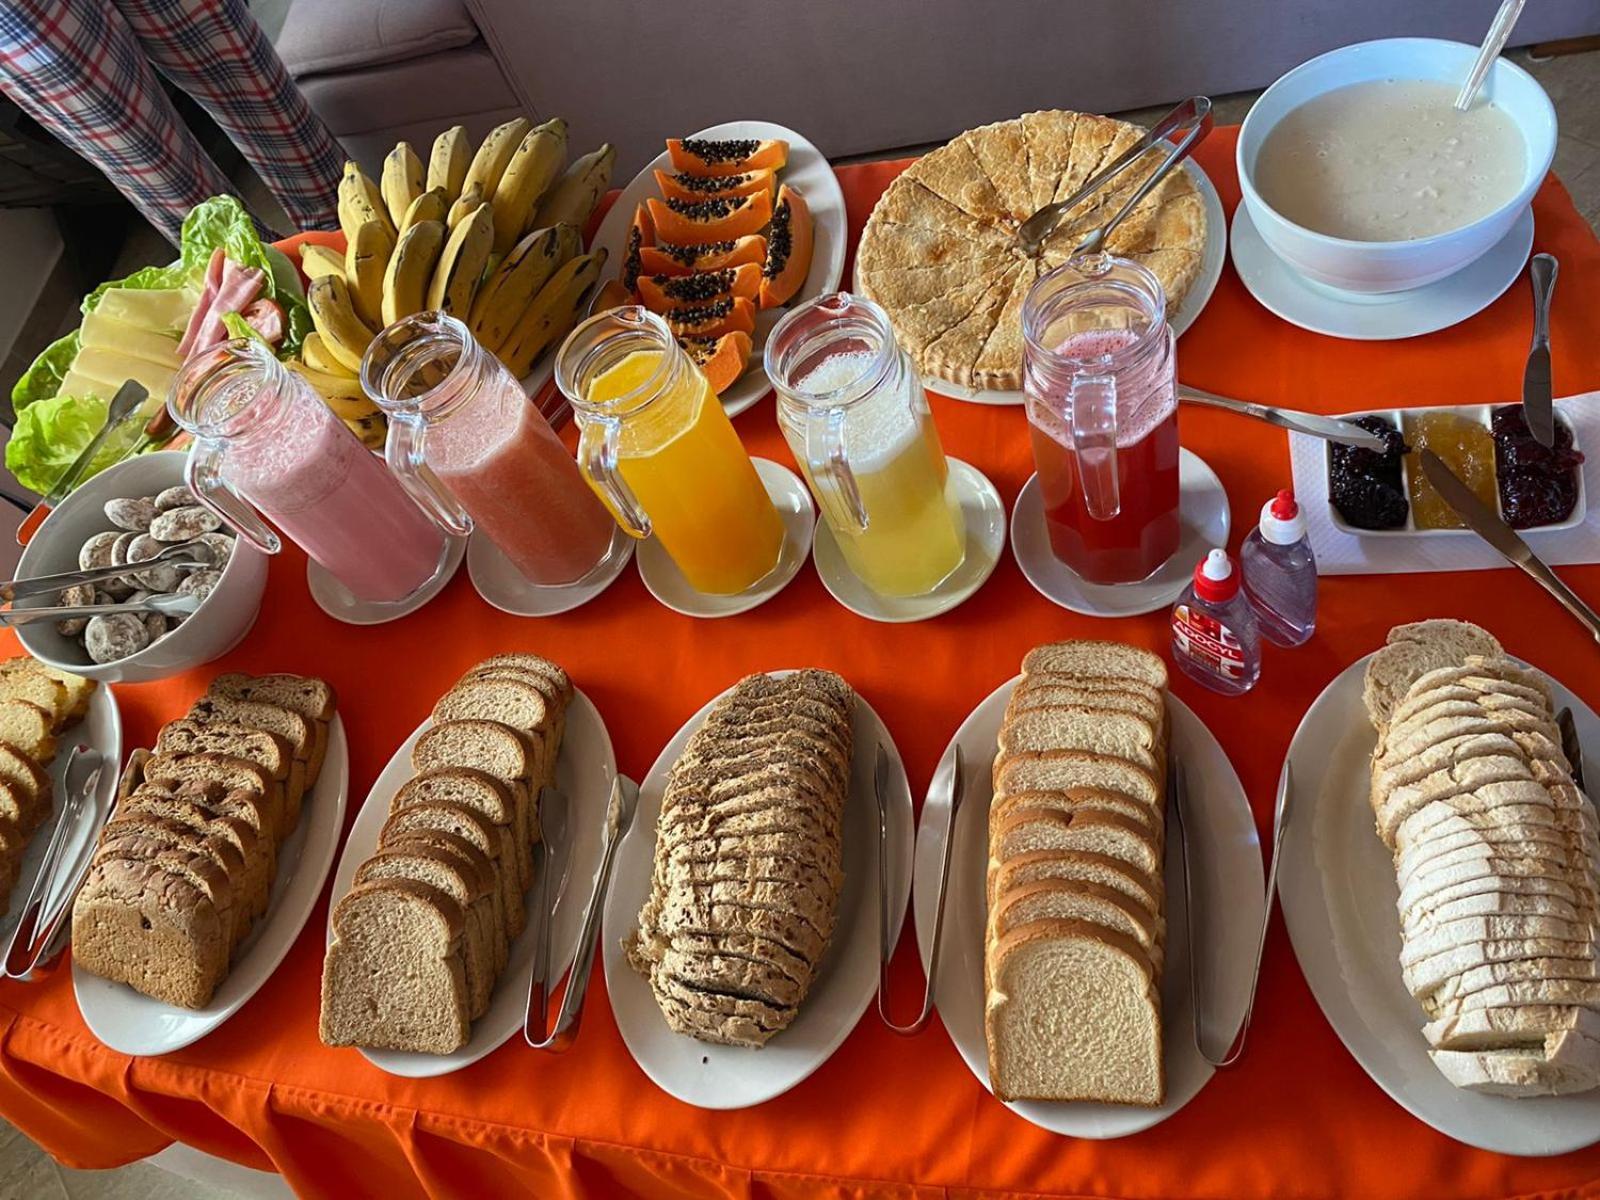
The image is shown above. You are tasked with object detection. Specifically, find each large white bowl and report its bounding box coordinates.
[14,451,267,683]
[1237,38,1557,295]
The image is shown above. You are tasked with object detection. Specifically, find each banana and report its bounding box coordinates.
[298,243,347,281]
[288,358,366,399]
[426,203,494,317]
[447,182,485,229]
[308,274,377,374]
[399,186,448,233]
[497,248,607,378]
[490,118,567,255]
[427,125,470,201]
[532,143,614,232]
[380,141,425,227]
[337,161,393,244]
[301,332,355,378]
[382,219,447,326]
[345,219,396,329]
[460,118,530,200]
[345,410,388,451]
[468,224,580,352]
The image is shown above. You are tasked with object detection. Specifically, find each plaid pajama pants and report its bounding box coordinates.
[0,0,342,243]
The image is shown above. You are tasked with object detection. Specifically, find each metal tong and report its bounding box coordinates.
[3,746,108,979]
[17,382,148,547]
[523,785,572,1043]
[1017,96,1213,257]
[877,743,963,1035]
[526,775,639,1050]
[1177,387,1389,450]
[1,544,210,605]
[1171,757,1287,1067]
[0,592,202,628]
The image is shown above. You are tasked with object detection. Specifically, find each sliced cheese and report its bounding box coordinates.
[80,310,181,368]
[92,287,196,337]
[66,345,178,402]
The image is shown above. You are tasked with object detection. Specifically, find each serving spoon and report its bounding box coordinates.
[1455,0,1527,111]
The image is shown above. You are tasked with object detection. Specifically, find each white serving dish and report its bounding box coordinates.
[917,678,1263,1138]
[1278,655,1600,1155]
[13,451,267,683]
[324,690,616,1077]
[74,716,349,1055]
[1237,38,1557,295]
[602,671,914,1110]
[1325,404,1584,537]
[587,120,848,420]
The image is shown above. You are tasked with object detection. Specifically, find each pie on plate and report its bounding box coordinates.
[856,112,1209,391]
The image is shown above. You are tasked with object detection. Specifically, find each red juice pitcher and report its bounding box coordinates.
[1022,255,1180,585]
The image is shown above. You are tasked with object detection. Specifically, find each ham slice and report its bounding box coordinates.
[177,248,226,356]
[182,255,267,358]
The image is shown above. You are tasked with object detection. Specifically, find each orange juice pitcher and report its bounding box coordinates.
[556,307,784,595]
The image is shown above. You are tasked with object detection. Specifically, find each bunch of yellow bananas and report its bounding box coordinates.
[297,117,617,443]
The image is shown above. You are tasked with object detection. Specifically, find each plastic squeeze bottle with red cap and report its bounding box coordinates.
[1171,548,1261,695]
[1240,488,1318,647]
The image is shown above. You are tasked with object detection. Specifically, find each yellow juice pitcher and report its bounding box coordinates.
[765,293,965,598]
[556,307,784,596]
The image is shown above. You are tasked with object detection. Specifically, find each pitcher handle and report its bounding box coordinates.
[1069,373,1121,521]
[384,412,473,537]
[185,437,281,554]
[578,417,651,538]
[804,406,869,534]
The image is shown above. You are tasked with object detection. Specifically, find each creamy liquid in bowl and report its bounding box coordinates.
[1254,78,1525,242]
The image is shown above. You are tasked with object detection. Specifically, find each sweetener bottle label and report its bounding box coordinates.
[1172,603,1247,680]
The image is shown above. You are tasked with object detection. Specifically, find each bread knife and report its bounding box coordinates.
[1523,253,1557,449]
[1420,448,1600,644]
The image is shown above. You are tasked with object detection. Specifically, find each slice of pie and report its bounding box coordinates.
[918,267,1022,386]
[903,136,1012,227]
[1020,110,1081,213]
[966,120,1035,223]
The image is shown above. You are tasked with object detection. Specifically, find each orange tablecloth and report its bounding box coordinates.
[3,127,1600,1200]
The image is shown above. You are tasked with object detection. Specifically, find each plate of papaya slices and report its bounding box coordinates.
[589,120,847,418]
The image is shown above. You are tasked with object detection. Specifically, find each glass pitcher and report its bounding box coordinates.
[363,312,618,587]
[555,306,784,596]
[1022,255,1180,585]
[766,293,965,597]
[169,338,451,604]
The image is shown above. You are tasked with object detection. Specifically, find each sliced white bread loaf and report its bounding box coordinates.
[986,848,1163,914]
[1005,683,1165,730]
[990,787,1161,835]
[990,808,1162,876]
[993,751,1161,809]
[991,879,1164,967]
[1022,643,1168,690]
[1430,977,1600,1017]
[1362,620,1503,731]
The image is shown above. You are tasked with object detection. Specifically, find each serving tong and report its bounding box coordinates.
[525,775,639,1050]
[0,544,210,607]
[2,745,109,980]
[0,592,202,629]
[17,382,148,547]
[877,743,962,1035]
[1016,96,1213,258]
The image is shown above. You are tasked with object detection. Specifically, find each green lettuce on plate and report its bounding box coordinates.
[4,389,141,494]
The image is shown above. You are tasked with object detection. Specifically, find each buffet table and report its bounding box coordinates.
[2,128,1600,1200]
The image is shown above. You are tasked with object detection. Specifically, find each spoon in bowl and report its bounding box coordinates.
[1455,0,1527,111]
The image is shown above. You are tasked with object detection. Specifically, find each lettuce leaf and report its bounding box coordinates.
[3,391,140,494]
[220,310,267,345]
[12,330,80,412]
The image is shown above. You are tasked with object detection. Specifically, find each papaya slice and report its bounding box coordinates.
[591,279,634,313]
[621,203,654,292]
[647,191,772,245]
[664,296,756,340]
[679,331,752,395]
[636,263,761,313]
[638,234,766,277]
[667,137,789,177]
[759,184,815,309]
[654,168,776,206]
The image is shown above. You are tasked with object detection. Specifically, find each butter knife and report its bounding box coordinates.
[1177,387,1388,450]
[1524,253,1557,449]
[1420,448,1600,642]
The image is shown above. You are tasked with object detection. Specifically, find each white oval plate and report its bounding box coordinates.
[812,459,1006,623]
[916,159,1228,407]
[74,716,349,1055]
[916,676,1263,1137]
[637,459,815,619]
[324,690,615,1077]
[1230,203,1535,341]
[1279,654,1600,1155]
[1011,448,1230,618]
[467,524,634,618]
[0,685,122,948]
[603,671,914,1110]
[307,536,466,627]
[587,120,849,419]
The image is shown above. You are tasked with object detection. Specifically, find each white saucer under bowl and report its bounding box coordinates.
[1230,202,1535,341]
[306,535,466,625]
[467,523,634,617]
[636,458,815,618]
[1010,447,1229,617]
[812,458,1006,623]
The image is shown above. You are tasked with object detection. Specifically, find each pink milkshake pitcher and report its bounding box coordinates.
[169,338,453,604]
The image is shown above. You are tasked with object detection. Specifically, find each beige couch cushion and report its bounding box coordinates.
[278,0,480,78]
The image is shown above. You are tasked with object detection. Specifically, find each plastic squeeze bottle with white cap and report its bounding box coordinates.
[1240,488,1318,648]
[1171,548,1261,696]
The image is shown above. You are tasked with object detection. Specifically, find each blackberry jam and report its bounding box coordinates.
[1329,414,1411,530]
[1491,405,1585,528]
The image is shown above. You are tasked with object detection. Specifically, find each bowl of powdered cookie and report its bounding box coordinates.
[14,451,267,683]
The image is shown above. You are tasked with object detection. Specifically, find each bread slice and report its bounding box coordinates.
[985,918,1162,1105]
[1379,713,1562,770]
[319,878,470,1053]
[991,879,1164,964]
[1404,889,1589,934]
[0,701,55,764]
[466,653,573,705]
[1021,642,1168,690]
[116,790,274,916]
[412,720,536,870]
[0,780,35,841]
[91,831,243,950]
[986,848,1163,913]
[650,972,796,1048]
[1429,1030,1600,1095]
[993,751,1161,809]
[432,678,556,786]
[994,711,1160,776]
[209,673,335,722]
[1399,913,1598,969]
[989,808,1161,875]
[0,658,95,722]
[105,808,268,922]
[156,719,300,828]
[187,694,321,789]
[1425,955,1600,1010]
[0,744,50,830]
[1424,1003,1600,1051]
[1430,977,1600,1017]
[1006,680,1164,729]
[1362,620,1503,730]
[0,666,70,729]
[990,787,1160,834]
[381,828,508,975]
[141,752,281,844]
[380,801,525,940]
[1405,937,1599,999]
[391,767,528,893]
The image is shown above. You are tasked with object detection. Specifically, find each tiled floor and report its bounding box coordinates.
[2,40,1599,1200]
